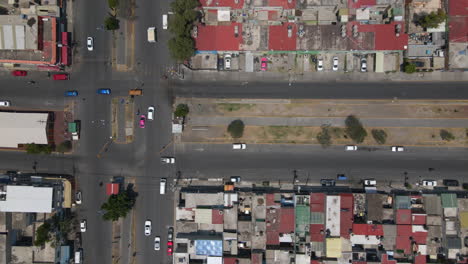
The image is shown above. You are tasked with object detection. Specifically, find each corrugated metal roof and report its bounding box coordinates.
[326,238,342,258]
[0,112,49,148]
[423,195,442,215]
[396,196,411,209]
[441,193,457,208]
[310,212,324,224]
[0,185,53,213]
[195,208,212,224]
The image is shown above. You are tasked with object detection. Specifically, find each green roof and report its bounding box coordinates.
[441,193,457,208]
[295,205,310,226]
[68,122,77,133]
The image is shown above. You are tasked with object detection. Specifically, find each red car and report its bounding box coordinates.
[261,58,268,71]
[53,73,69,80]
[167,246,173,256]
[11,70,27,76]
[139,115,146,128]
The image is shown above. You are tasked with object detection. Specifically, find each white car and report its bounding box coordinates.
[391,146,405,152]
[224,54,232,70]
[144,220,152,236]
[317,59,323,71]
[87,37,94,51]
[230,176,241,182]
[161,157,175,164]
[345,145,357,151]
[364,179,377,186]
[0,101,10,107]
[80,220,87,232]
[361,58,367,72]
[232,143,246,150]
[147,106,155,120]
[422,180,437,186]
[75,191,82,205]
[154,236,161,250]
[332,57,339,71]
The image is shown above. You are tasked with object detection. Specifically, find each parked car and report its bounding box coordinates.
[167,245,173,256]
[139,115,146,128]
[360,58,367,72]
[391,146,405,152]
[317,58,324,71]
[320,179,335,187]
[261,57,268,71]
[65,90,78,97]
[443,179,459,187]
[144,220,152,236]
[336,174,347,180]
[53,73,69,80]
[75,191,82,205]
[97,88,111,95]
[345,145,357,151]
[0,101,10,107]
[80,220,87,232]
[168,227,174,242]
[364,179,377,186]
[230,176,241,182]
[232,143,246,150]
[422,180,437,186]
[87,37,94,51]
[154,237,161,251]
[224,54,231,70]
[11,70,27,76]
[332,57,339,71]
[147,106,155,120]
[161,157,175,164]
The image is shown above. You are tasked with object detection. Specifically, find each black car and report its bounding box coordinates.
[443,179,459,187]
[320,179,335,187]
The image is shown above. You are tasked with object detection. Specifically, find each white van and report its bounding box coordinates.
[147,27,156,43]
[160,178,167,194]
[163,14,168,30]
[74,250,82,263]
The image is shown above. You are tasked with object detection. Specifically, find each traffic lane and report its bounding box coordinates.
[0,151,74,174]
[173,81,468,99]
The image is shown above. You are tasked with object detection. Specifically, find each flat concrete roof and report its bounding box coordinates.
[0,112,49,148]
[0,185,53,213]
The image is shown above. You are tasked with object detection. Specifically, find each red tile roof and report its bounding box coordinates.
[279,207,295,233]
[340,193,354,208]
[224,258,239,264]
[353,224,384,236]
[212,209,224,224]
[310,224,325,241]
[195,23,243,51]
[397,209,412,224]
[412,214,426,225]
[252,253,261,264]
[268,0,295,9]
[357,22,408,50]
[199,0,244,8]
[311,261,323,264]
[396,236,412,254]
[267,231,280,245]
[266,193,276,206]
[415,255,427,264]
[311,203,324,212]
[449,0,468,16]
[412,231,428,245]
[397,225,412,236]
[348,0,376,9]
[268,23,297,50]
[449,17,468,42]
[310,193,325,212]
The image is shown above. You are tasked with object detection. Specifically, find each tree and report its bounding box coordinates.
[26,143,52,154]
[440,129,455,141]
[170,0,200,15]
[169,14,192,36]
[34,222,51,246]
[403,61,417,74]
[174,104,189,117]
[316,126,332,147]
[108,0,119,9]
[371,129,387,144]
[101,192,135,221]
[104,16,120,31]
[168,36,195,61]
[345,115,367,143]
[227,120,245,138]
[418,9,446,29]
[56,141,72,153]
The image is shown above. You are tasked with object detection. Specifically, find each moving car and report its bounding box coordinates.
[224,54,231,70]
[320,179,335,187]
[361,58,367,72]
[345,145,357,151]
[144,220,152,236]
[332,57,339,71]
[391,146,405,152]
[97,88,111,95]
[317,58,324,71]
[230,176,241,182]
[336,174,347,180]
[65,90,78,97]
[232,143,246,150]
[11,70,27,76]
[80,220,87,232]
[364,179,377,186]
[443,179,459,187]
[53,73,69,80]
[139,115,146,128]
[87,37,94,51]
[160,178,167,194]
[261,57,268,71]
[161,157,175,164]
[422,180,437,186]
[147,106,155,120]
[154,237,161,251]
[75,191,82,205]
[163,14,168,30]
[147,27,156,43]
[0,101,10,107]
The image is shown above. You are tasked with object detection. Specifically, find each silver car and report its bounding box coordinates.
[144,220,152,236]
[0,101,10,107]
[87,37,94,51]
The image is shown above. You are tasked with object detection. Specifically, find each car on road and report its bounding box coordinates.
[261,57,268,71]
[11,70,27,76]
[167,243,173,256]
[0,101,10,107]
[317,58,324,71]
[65,90,78,97]
[332,57,339,71]
[80,219,87,232]
[391,146,405,152]
[75,191,82,205]
[53,73,69,80]
[161,157,175,164]
[97,88,111,95]
[320,179,335,187]
[154,237,161,251]
[422,180,437,186]
[147,106,155,120]
[144,220,152,236]
[224,54,231,70]
[87,37,94,51]
[360,58,367,72]
[336,174,347,180]
[345,145,357,151]
[139,115,146,128]
[233,143,246,150]
[364,179,377,186]
[230,176,241,182]
[443,179,459,187]
[168,227,174,242]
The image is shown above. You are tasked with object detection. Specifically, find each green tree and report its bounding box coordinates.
[26,143,52,154]
[227,120,245,138]
[371,129,387,144]
[34,222,51,246]
[169,14,192,36]
[440,129,455,141]
[404,61,417,74]
[104,16,120,31]
[345,115,367,143]
[174,104,189,117]
[316,126,332,148]
[101,192,135,221]
[170,0,200,15]
[168,36,195,61]
[418,9,446,29]
[108,0,119,9]
[56,141,72,153]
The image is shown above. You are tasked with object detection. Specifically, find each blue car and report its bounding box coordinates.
[97,88,111,95]
[65,90,78,97]
[336,174,347,180]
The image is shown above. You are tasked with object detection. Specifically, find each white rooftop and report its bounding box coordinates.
[217,10,230,22]
[0,112,49,148]
[0,185,53,213]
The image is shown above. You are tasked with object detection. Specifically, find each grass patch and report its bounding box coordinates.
[218,103,254,112]
[267,126,304,140]
[330,127,344,138]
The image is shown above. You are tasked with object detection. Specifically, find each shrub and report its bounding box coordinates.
[440,129,455,141]
[34,222,51,246]
[227,120,245,138]
[108,0,119,9]
[345,115,367,143]
[104,16,120,31]
[403,61,417,74]
[371,129,387,144]
[26,143,52,154]
[174,104,189,117]
[316,126,332,147]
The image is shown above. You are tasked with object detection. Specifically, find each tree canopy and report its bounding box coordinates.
[417,9,446,29]
[345,115,367,143]
[168,36,195,61]
[101,192,135,221]
[227,120,245,138]
[174,104,190,117]
[104,16,120,31]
